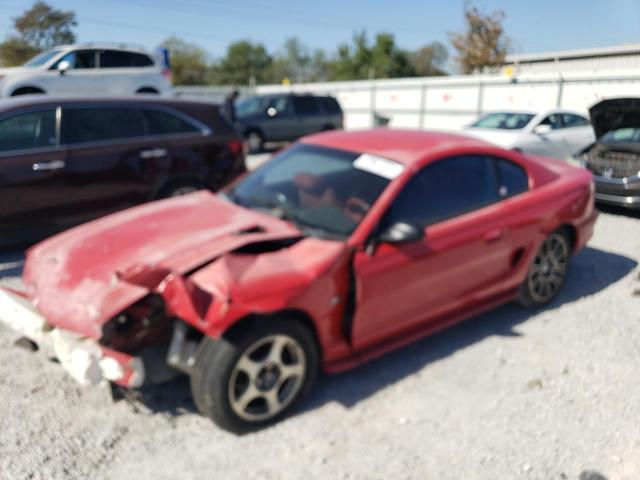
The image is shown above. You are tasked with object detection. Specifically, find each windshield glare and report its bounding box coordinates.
[24,49,62,67]
[228,144,394,238]
[470,112,535,130]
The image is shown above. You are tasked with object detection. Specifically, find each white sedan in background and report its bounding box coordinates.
[463,110,595,160]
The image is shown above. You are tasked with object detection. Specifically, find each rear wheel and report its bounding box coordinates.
[136,87,159,95]
[158,180,202,198]
[11,87,45,96]
[245,130,264,154]
[519,231,571,307]
[190,318,318,434]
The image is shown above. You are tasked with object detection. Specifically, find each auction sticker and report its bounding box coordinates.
[353,153,405,180]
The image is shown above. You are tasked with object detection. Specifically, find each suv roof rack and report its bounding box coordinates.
[65,41,149,52]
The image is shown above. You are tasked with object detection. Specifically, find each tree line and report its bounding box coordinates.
[0,1,511,85]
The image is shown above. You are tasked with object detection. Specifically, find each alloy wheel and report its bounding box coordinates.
[527,233,569,304]
[228,334,306,422]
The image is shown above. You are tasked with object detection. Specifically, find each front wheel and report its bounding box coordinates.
[190,318,318,434]
[519,232,571,307]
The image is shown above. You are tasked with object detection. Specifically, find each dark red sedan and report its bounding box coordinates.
[0,129,598,433]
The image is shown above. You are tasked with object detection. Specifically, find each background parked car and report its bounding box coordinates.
[573,97,640,210]
[235,93,343,152]
[0,96,245,244]
[0,43,172,98]
[463,109,595,159]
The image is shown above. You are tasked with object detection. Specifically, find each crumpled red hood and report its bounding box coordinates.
[23,192,300,338]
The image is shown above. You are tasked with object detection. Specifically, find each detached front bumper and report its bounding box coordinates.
[0,287,144,388]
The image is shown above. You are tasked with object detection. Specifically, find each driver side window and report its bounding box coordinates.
[51,50,96,70]
[383,155,499,228]
[538,114,561,130]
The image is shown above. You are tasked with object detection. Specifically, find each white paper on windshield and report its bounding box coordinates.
[353,154,405,180]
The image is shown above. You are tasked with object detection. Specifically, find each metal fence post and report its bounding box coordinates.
[419,83,428,129]
[477,80,485,115]
[556,76,564,108]
[370,81,377,127]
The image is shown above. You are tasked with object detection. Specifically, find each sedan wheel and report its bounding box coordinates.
[521,232,570,306]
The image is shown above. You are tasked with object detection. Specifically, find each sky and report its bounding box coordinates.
[0,0,639,63]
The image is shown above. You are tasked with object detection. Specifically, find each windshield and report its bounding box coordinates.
[236,97,267,117]
[470,113,535,130]
[601,128,640,144]
[24,49,63,67]
[227,144,398,239]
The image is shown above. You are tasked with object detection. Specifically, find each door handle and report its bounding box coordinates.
[32,160,65,171]
[483,227,507,243]
[139,148,168,159]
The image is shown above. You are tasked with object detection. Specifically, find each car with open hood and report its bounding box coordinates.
[0,129,598,433]
[572,98,640,209]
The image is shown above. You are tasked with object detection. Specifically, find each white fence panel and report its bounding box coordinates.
[175,70,640,131]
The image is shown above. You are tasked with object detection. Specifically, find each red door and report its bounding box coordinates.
[350,154,531,351]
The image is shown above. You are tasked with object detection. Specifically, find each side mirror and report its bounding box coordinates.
[378,222,424,244]
[57,60,70,75]
[533,124,552,136]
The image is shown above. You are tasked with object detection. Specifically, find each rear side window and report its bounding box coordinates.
[99,50,152,68]
[495,158,528,198]
[0,109,57,152]
[144,109,200,135]
[319,97,342,114]
[61,107,146,144]
[131,53,154,67]
[384,155,499,227]
[293,96,319,115]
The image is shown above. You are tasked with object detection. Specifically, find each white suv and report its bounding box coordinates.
[0,43,173,98]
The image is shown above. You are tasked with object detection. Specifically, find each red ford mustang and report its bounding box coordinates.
[0,129,598,433]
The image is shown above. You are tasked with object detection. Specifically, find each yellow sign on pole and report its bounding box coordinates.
[282,77,291,86]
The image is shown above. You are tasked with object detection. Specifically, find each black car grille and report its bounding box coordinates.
[584,148,640,179]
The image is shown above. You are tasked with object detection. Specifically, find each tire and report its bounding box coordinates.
[190,317,319,434]
[158,180,202,198]
[519,231,571,308]
[11,87,45,96]
[136,87,159,95]
[245,130,264,154]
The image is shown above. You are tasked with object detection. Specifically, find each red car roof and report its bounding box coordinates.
[302,128,494,166]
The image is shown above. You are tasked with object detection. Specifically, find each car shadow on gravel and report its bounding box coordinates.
[596,204,640,219]
[134,246,636,419]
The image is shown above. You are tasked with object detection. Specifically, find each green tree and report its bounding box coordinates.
[411,41,449,77]
[211,40,272,86]
[0,1,77,67]
[160,36,209,85]
[449,1,511,74]
[327,31,415,81]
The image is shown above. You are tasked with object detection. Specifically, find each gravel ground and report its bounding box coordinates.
[1,197,639,479]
